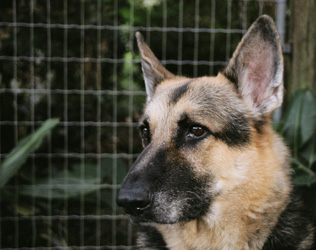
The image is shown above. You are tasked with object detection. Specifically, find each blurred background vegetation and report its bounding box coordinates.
[0,0,315,249]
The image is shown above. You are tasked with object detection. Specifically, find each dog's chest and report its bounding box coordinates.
[156,223,257,250]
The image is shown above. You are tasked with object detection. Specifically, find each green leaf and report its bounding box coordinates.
[293,174,316,186]
[281,90,304,150]
[281,89,316,157]
[300,90,316,146]
[20,158,128,200]
[20,170,102,199]
[300,137,316,167]
[292,158,314,176]
[0,119,59,188]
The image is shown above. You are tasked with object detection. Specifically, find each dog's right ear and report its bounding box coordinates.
[136,32,174,102]
[223,15,284,118]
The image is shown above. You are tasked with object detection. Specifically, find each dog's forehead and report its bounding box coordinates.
[144,75,242,125]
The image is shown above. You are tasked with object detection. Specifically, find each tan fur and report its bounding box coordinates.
[146,75,292,250]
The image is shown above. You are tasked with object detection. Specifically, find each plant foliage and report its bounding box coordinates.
[0,119,59,188]
[278,89,316,185]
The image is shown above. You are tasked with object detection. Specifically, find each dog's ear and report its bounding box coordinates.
[223,15,283,117]
[136,32,174,102]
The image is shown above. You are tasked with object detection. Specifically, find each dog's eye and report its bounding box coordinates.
[188,125,205,138]
[141,127,149,139]
[140,125,150,145]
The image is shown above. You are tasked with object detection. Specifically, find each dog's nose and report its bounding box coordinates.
[117,188,152,215]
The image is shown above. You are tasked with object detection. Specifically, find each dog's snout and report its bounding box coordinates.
[117,188,152,215]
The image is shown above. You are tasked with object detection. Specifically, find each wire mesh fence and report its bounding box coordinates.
[0,0,286,249]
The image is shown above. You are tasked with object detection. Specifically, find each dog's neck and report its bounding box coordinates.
[156,198,288,250]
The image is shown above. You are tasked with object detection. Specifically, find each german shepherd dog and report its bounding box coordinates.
[117,15,315,249]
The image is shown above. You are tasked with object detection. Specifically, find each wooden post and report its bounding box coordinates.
[289,0,316,96]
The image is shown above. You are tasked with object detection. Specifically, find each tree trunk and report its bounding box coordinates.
[289,0,316,96]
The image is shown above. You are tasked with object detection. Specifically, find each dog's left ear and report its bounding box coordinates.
[223,15,283,117]
[136,32,174,102]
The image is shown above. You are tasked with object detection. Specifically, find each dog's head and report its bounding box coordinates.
[117,15,284,224]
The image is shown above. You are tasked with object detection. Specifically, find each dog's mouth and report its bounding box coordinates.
[122,191,209,225]
[121,196,153,217]
[122,197,154,224]
[184,191,206,218]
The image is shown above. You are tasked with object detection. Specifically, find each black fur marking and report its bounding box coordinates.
[170,80,192,104]
[118,146,211,224]
[174,113,211,148]
[253,117,267,133]
[147,147,210,223]
[262,189,315,250]
[174,113,250,148]
[255,16,279,52]
[213,113,251,147]
[138,225,169,249]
